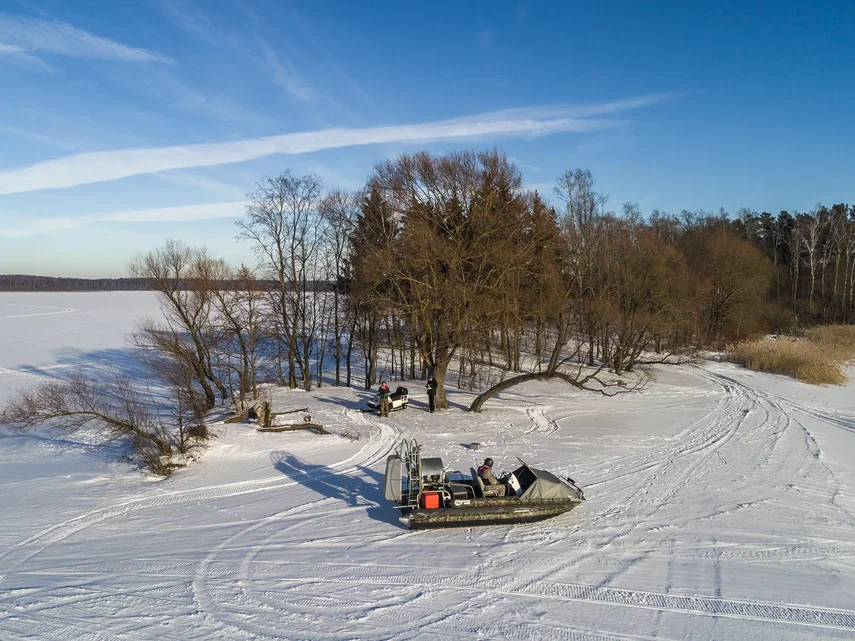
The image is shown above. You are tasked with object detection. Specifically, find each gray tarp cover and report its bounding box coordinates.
[520,467,581,500]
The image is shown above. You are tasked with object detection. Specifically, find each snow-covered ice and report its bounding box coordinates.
[1,293,855,640]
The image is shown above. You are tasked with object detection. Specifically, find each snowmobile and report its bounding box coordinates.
[384,439,585,529]
[367,386,409,412]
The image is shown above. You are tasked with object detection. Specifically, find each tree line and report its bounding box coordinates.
[724,206,854,324]
[2,148,839,472]
[0,275,149,291]
[0,274,333,292]
[122,150,784,416]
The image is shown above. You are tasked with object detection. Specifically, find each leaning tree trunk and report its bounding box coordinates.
[468,372,584,413]
[195,363,217,410]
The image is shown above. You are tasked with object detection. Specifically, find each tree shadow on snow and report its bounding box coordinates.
[270,451,406,529]
[444,398,472,412]
[16,346,154,383]
[314,393,373,412]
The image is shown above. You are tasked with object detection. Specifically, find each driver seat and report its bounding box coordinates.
[471,467,503,498]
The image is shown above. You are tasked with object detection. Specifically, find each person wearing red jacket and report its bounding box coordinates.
[477,458,509,496]
[377,381,391,417]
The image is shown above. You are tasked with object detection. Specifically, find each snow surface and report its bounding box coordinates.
[2,293,855,640]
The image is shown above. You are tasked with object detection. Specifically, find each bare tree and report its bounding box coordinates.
[0,372,177,474]
[208,262,264,409]
[796,208,828,315]
[319,189,359,386]
[237,171,323,389]
[128,240,226,409]
[555,168,609,365]
[684,230,773,343]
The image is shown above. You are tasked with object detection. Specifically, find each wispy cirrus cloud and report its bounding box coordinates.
[0,41,55,71]
[471,93,681,121]
[0,123,74,149]
[0,15,173,64]
[153,171,246,199]
[155,1,317,102]
[0,95,678,195]
[0,201,244,238]
[260,39,314,101]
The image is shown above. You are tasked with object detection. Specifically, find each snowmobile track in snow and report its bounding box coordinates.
[0,411,401,579]
[524,406,560,435]
[193,560,855,632]
[4,359,855,641]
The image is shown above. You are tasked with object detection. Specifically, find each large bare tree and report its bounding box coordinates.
[0,372,175,474]
[319,189,359,386]
[129,240,226,409]
[237,171,323,389]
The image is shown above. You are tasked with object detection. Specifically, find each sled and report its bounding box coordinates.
[384,439,585,530]
[367,386,409,412]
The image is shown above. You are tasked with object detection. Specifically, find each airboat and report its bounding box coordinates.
[384,439,585,529]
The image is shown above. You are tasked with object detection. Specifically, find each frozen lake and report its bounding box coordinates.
[1,293,855,640]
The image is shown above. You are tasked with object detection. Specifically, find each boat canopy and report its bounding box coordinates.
[514,465,584,501]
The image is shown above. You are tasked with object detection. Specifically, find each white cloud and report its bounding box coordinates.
[124,67,272,125]
[308,164,365,191]
[154,2,318,104]
[261,39,314,102]
[0,123,74,149]
[0,15,173,63]
[508,156,542,172]
[468,93,680,122]
[0,41,55,71]
[153,171,246,199]
[0,99,664,195]
[101,201,243,223]
[0,201,244,237]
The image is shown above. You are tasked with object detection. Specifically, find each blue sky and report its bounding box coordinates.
[1,0,853,277]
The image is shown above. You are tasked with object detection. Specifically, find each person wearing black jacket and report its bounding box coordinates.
[426,376,438,413]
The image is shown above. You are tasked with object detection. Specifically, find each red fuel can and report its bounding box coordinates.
[420,492,441,509]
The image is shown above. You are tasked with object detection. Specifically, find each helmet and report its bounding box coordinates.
[483,458,494,468]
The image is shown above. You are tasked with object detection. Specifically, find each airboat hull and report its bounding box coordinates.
[406,499,582,530]
[385,439,586,531]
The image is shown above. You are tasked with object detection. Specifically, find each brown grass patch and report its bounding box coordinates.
[729,325,855,385]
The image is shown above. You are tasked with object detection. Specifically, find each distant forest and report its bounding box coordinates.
[648,204,855,326]
[0,274,332,292]
[0,275,149,291]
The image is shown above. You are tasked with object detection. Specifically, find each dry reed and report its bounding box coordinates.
[728,325,855,385]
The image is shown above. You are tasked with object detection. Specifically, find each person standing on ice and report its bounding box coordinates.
[426,376,438,413]
[378,381,391,417]
[478,458,509,496]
